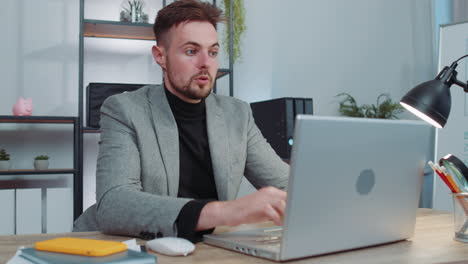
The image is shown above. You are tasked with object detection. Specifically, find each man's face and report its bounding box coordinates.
[153,21,219,103]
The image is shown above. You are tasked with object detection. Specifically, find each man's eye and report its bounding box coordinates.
[209,51,218,57]
[185,49,196,55]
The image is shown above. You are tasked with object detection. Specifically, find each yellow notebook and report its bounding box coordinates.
[35,237,127,257]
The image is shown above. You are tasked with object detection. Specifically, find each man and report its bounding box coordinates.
[74,0,289,242]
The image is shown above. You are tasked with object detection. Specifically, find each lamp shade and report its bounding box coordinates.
[400,79,451,128]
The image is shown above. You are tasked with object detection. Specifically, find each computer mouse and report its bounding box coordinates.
[146,237,195,256]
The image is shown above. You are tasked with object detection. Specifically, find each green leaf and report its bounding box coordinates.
[35,155,49,160]
[0,149,10,160]
[336,93,403,119]
[222,0,246,63]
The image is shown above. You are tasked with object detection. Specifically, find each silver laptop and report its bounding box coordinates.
[204,115,432,261]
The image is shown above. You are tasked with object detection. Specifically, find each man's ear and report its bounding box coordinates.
[152,45,167,71]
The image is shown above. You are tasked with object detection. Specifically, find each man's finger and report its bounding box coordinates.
[265,204,282,226]
[272,199,286,218]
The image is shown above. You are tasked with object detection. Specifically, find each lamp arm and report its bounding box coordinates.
[451,55,468,92]
[452,78,468,93]
[439,59,468,93]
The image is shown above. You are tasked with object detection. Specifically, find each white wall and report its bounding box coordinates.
[228,0,275,101]
[1,0,79,115]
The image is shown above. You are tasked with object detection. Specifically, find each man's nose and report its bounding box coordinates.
[196,51,210,69]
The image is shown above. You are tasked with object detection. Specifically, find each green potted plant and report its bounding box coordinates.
[34,155,50,170]
[222,0,246,63]
[336,93,404,119]
[0,149,11,170]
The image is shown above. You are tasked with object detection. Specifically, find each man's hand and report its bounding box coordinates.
[196,187,287,231]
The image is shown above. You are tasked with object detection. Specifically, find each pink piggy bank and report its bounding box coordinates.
[12,97,33,116]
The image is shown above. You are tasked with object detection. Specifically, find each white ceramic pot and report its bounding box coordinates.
[0,160,10,170]
[34,160,49,170]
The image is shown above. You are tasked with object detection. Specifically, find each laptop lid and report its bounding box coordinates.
[280,115,432,260]
[204,115,432,261]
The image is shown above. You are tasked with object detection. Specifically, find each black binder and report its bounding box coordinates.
[86,83,148,128]
[250,97,313,160]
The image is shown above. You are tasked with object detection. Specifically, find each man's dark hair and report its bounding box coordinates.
[153,0,225,47]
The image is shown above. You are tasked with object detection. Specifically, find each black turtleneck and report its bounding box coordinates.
[165,88,218,242]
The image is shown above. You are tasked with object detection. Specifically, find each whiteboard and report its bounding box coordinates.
[435,21,468,211]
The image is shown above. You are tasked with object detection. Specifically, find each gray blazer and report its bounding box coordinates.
[73,85,289,238]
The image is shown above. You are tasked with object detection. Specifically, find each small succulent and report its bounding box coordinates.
[131,0,144,12]
[120,0,148,23]
[35,155,49,160]
[123,1,144,15]
[336,93,404,119]
[0,149,10,161]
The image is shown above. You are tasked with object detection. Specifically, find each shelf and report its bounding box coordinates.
[0,116,77,124]
[0,169,76,175]
[0,175,70,189]
[82,127,101,133]
[84,19,155,41]
[217,68,230,79]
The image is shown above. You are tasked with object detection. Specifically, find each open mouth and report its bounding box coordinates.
[194,74,211,85]
[196,75,210,81]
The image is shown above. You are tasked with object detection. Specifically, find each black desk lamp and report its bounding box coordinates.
[400,55,468,128]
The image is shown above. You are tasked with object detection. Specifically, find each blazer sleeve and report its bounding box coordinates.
[95,95,191,239]
[243,104,290,190]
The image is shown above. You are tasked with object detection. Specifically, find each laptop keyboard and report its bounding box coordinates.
[255,228,283,244]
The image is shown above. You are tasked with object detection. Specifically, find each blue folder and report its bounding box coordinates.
[19,247,157,264]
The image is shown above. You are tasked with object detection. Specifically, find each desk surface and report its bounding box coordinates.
[0,209,466,264]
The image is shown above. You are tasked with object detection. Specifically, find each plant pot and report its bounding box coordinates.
[0,160,10,170]
[34,160,49,170]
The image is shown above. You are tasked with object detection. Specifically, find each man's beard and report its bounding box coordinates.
[166,63,214,101]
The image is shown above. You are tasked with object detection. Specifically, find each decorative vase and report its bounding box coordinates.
[34,160,49,170]
[0,160,10,170]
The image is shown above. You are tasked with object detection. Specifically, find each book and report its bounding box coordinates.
[35,237,127,257]
[18,248,157,264]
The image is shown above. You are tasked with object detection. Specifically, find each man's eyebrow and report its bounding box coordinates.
[181,41,219,48]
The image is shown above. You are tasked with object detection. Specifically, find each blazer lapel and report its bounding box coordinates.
[148,86,179,197]
[206,95,231,201]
